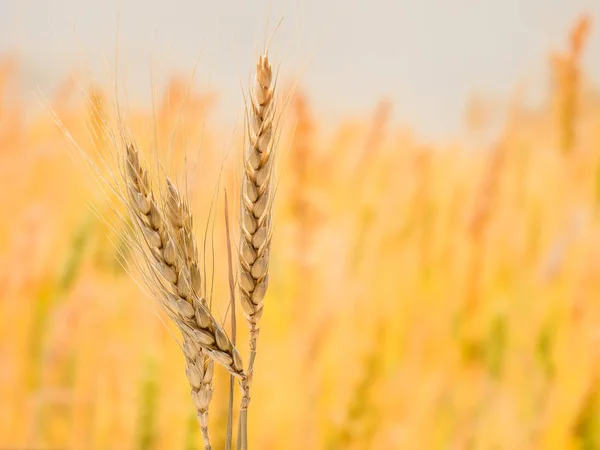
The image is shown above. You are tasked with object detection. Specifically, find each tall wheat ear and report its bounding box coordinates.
[240,52,277,385]
[123,142,246,450]
[236,52,278,449]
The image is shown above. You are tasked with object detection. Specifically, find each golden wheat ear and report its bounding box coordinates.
[235,52,278,450]
[239,54,276,354]
[123,142,246,450]
[161,176,215,448]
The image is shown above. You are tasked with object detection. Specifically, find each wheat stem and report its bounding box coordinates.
[224,190,237,450]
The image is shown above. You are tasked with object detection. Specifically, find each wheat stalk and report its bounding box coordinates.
[124,143,246,449]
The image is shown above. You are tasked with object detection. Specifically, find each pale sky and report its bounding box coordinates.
[1,0,599,138]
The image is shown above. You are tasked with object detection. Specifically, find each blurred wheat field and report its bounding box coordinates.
[2,15,600,450]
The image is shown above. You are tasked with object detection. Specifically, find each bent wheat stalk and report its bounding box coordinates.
[237,53,277,448]
[124,143,246,449]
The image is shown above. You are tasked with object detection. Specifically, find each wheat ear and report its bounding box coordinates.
[124,143,246,447]
[162,178,215,449]
[236,53,277,450]
[239,54,275,359]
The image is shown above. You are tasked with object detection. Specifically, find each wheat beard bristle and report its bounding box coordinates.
[124,141,246,391]
[240,54,275,354]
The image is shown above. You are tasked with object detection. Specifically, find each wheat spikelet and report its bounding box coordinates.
[411,147,432,275]
[87,86,106,155]
[460,141,506,356]
[551,15,591,155]
[239,54,276,355]
[124,143,245,447]
[162,178,215,448]
[356,99,391,180]
[468,142,505,243]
